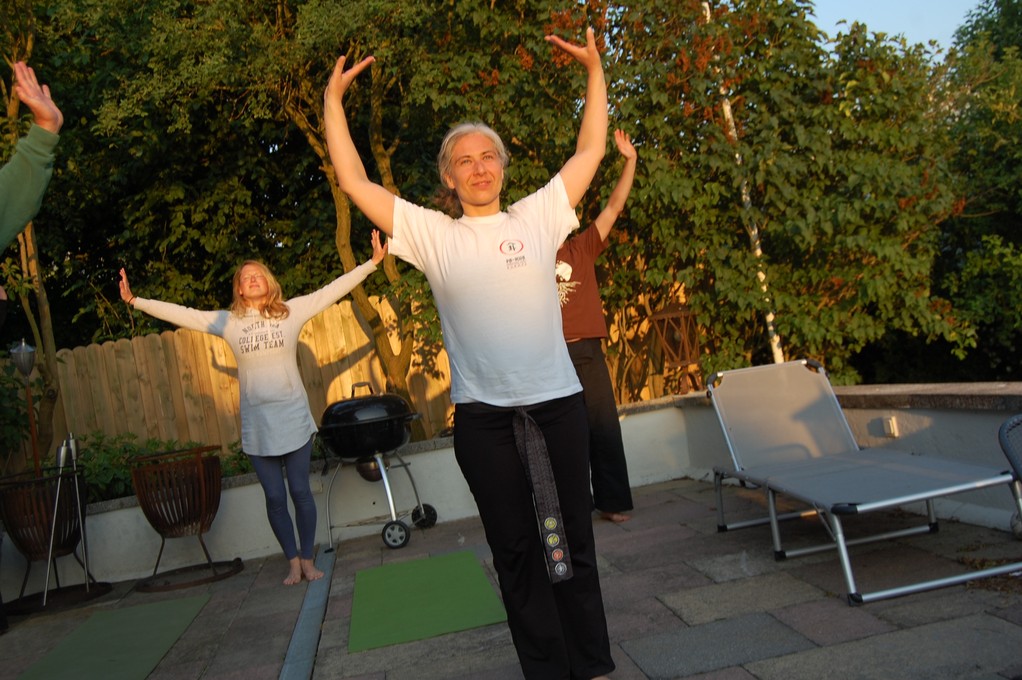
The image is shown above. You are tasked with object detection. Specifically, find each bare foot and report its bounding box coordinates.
[284,557,303,585]
[600,511,631,523]
[301,558,324,582]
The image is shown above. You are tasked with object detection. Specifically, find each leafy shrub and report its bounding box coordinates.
[75,432,248,503]
[75,432,186,503]
[220,439,254,477]
[0,360,30,470]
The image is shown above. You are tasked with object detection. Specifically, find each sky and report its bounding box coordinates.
[810,0,982,50]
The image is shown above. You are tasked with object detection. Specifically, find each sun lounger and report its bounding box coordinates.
[708,359,1022,604]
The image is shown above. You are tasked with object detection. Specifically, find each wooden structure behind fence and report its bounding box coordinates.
[51,297,454,455]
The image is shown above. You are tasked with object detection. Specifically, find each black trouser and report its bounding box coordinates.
[567,338,634,514]
[454,394,614,680]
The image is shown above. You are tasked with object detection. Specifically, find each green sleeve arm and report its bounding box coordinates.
[0,125,60,252]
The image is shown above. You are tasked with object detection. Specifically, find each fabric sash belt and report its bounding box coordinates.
[511,407,573,583]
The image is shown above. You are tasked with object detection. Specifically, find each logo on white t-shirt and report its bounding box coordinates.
[501,239,527,270]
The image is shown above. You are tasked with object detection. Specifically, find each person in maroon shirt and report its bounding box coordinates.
[556,129,637,522]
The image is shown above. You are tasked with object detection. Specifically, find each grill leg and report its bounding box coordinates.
[376,452,399,521]
[391,449,424,510]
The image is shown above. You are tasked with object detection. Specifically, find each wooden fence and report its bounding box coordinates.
[49,297,454,455]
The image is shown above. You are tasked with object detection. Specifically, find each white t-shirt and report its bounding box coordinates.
[135,261,377,456]
[389,175,582,407]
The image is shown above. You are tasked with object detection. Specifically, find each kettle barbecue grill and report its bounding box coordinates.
[319,383,437,548]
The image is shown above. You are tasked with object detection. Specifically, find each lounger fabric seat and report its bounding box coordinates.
[708,359,1022,604]
[733,449,1014,513]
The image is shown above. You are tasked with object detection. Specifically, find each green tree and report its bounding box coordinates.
[593,0,967,389]
[863,0,1022,381]
[941,1,1022,378]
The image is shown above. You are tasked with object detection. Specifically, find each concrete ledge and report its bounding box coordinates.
[7,383,1022,597]
[835,382,1022,411]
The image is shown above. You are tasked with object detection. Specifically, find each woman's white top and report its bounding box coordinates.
[389,175,581,407]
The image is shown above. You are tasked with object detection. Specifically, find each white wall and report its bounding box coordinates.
[4,385,1021,596]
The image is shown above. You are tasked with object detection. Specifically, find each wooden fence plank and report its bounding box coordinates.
[321,302,354,404]
[338,300,376,396]
[170,330,210,443]
[68,346,98,434]
[158,331,190,441]
[85,343,118,434]
[190,331,221,446]
[111,338,148,440]
[299,311,330,422]
[131,335,164,440]
[55,348,82,434]
[143,333,181,441]
[206,335,241,448]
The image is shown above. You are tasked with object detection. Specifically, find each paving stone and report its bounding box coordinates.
[685,668,760,680]
[597,523,701,571]
[620,612,815,679]
[869,584,1021,627]
[601,560,712,605]
[745,613,1022,680]
[604,592,687,641]
[605,644,652,680]
[771,598,897,646]
[661,571,825,625]
[689,547,795,582]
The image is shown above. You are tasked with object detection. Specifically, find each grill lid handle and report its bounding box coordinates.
[350,381,374,398]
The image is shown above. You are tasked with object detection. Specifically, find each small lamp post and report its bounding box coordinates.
[10,339,40,477]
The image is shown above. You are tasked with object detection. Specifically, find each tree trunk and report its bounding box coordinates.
[283,93,424,440]
[702,0,785,364]
[16,225,60,461]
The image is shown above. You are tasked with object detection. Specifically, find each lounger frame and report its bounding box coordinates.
[708,359,1022,604]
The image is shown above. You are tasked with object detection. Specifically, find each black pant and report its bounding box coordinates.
[567,338,634,514]
[454,394,614,680]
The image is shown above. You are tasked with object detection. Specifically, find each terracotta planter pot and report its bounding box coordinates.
[130,446,242,591]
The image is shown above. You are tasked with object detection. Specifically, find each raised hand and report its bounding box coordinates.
[370,229,388,264]
[12,62,63,134]
[324,55,375,107]
[614,129,637,162]
[545,27,601,72]
[118,268,135,304]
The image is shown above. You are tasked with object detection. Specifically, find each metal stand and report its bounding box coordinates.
[43,435,90,606]
[325,448,437,550]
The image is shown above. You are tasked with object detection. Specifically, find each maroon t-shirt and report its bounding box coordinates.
[556,224,610,341]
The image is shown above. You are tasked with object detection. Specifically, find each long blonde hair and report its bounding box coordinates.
[230,260,290,319]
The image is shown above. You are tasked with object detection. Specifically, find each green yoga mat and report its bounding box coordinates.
[20,594,210,680]
[348,550,507,653]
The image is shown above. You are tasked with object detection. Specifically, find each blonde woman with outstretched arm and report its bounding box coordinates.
[120,231,387,585]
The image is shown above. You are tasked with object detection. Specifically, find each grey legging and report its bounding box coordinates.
[247,436,317,560]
